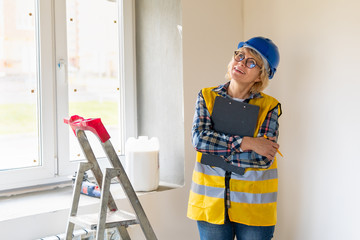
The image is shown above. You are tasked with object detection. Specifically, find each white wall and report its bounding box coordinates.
[243,0,360,239]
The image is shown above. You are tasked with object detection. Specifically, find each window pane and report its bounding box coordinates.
[0,0,40,171]
[66,0,121,161]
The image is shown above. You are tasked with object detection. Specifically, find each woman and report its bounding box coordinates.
[187,37,282,240]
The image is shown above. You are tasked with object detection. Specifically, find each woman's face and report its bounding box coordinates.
[229,48,261,86]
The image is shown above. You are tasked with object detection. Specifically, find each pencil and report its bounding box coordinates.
[264,135,283,157]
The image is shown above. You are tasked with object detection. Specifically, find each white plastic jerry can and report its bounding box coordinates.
[125,136,159,191]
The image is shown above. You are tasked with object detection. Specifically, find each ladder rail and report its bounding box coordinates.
[102,140,158,240]
[96,168,120,240]
[75,130,118,211]
[101,168,134,240]
[65,162,93,239]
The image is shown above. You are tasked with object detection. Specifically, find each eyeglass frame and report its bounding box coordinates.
[233,50,261,69]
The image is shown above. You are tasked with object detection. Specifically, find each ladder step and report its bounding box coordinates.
[69,210,138,230]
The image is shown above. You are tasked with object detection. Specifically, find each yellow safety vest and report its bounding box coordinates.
[187,86,281,226]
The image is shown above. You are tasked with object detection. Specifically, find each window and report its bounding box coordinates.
[66,0,121,160]
[0,0,136,192]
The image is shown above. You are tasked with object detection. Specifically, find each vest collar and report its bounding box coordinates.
[211,81,263,101]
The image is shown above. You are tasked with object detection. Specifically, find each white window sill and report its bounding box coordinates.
[0,181,180,222]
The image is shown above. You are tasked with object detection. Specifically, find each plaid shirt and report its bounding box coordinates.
[192,82,280,169]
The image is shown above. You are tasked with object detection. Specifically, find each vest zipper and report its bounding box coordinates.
[225,171,231,222]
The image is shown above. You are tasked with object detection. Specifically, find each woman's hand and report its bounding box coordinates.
[240,136,280,160]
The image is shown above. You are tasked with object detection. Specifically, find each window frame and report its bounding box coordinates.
[0,0,137,193]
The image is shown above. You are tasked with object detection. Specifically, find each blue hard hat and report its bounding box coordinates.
[238,37,280,79]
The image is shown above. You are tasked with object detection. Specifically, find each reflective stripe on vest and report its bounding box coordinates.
[231,191,277,204]
[187,86,281,226]
[191,181,277,204]
[191,182,224,199]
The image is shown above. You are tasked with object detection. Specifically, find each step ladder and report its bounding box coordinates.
[64,115,158,240]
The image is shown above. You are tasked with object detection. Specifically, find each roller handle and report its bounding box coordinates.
[64,115,110,143]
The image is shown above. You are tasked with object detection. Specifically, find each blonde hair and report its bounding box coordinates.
[225,47,269,94]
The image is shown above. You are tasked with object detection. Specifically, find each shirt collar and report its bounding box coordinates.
[212,81,263,100]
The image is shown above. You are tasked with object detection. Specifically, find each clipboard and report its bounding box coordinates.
[200,96,259,175]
